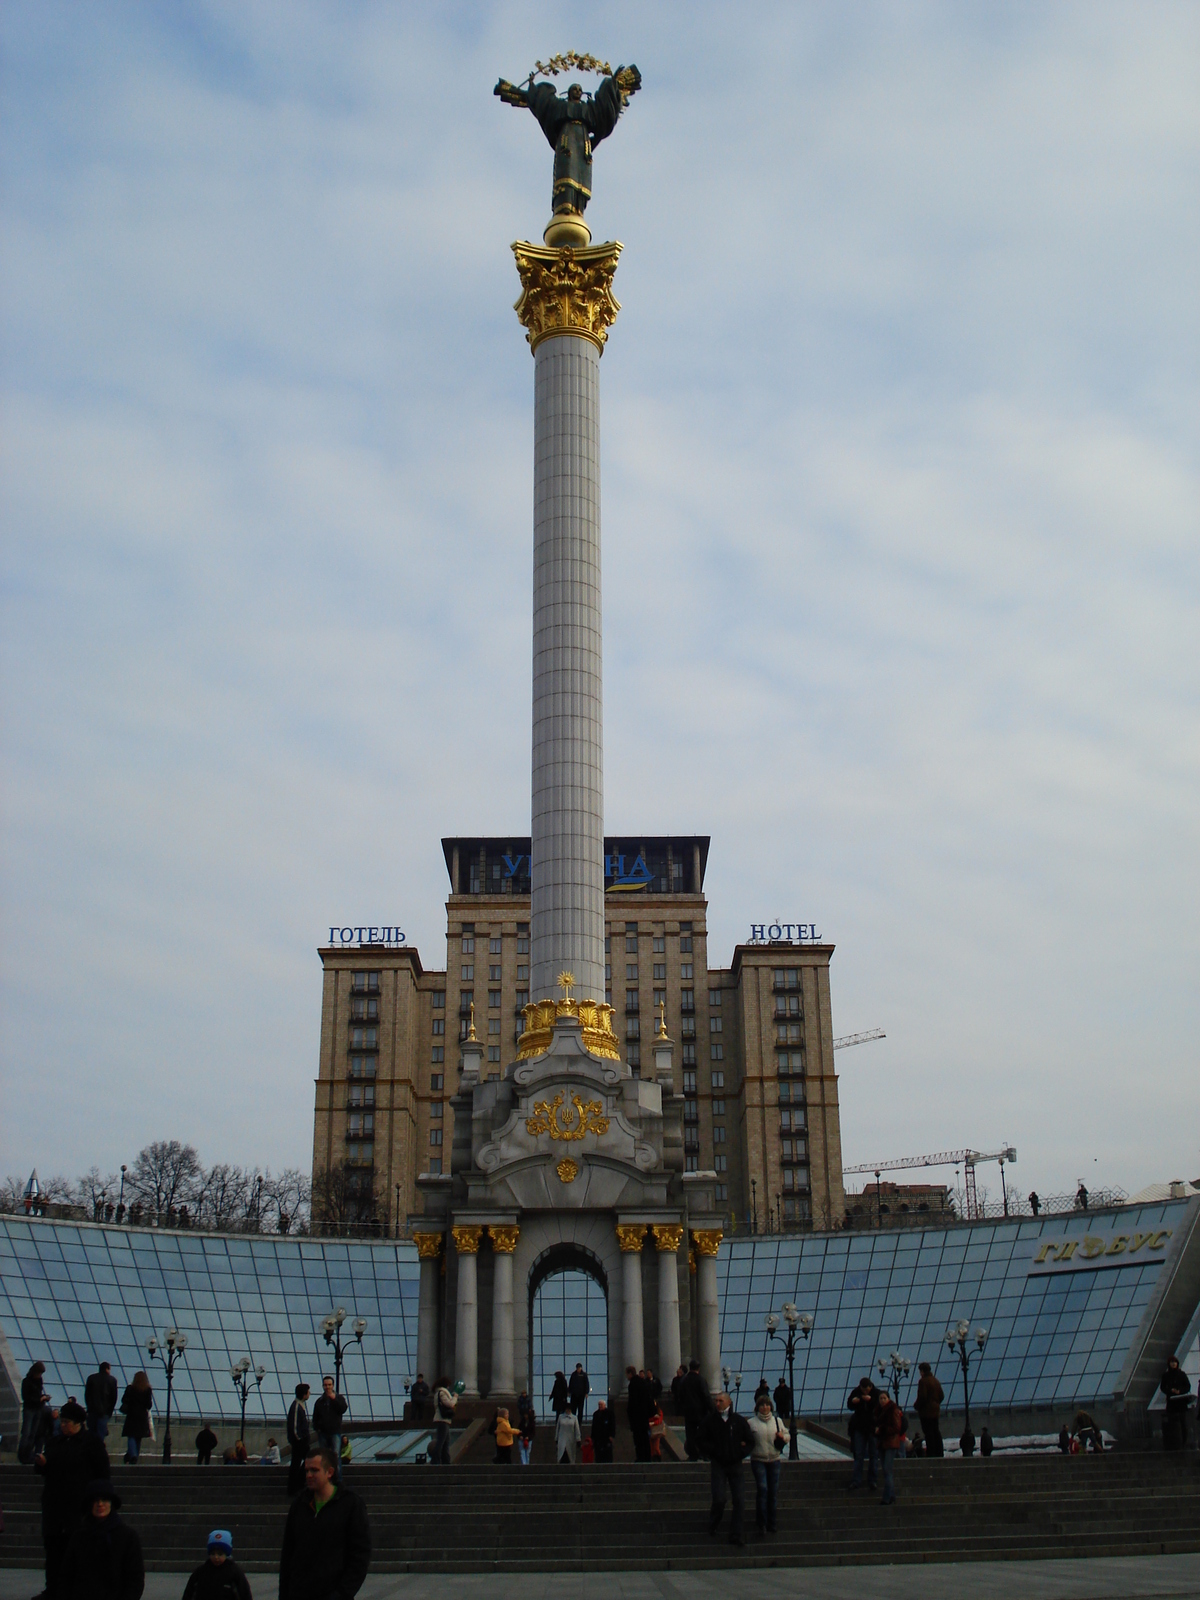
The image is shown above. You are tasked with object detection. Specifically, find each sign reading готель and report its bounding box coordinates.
[327,927,406,947]
[1027,1228,1172,1274]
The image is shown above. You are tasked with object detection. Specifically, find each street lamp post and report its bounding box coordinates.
[322,1308,367,1403]
[766,1303,814,1461]
[876,1351,911,1403]
[944,1320,988,1442]
[146,1329,187,1464]
[230,1356,266,1442]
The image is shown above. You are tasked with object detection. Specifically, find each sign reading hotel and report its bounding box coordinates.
[1027,1228,1172,1275]
[748,923,823,944]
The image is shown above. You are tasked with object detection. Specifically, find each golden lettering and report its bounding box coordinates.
[1127,1233,1153,1253]
[1033,1242,1057,1263]
[1147,1230,1172,1249]
[1081,1237,1105,1259]
[1055,1242,1078,1261]
[1105,1235,1129,1256]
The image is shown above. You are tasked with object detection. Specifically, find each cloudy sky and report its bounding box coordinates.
[2,2,1197,1202]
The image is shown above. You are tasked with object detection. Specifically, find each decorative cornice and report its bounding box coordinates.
[412,1231,443,1260]
[691,1228,724,1258]
[451,1225,483,1255]
[488,1225,520,1254]
[516,996,620,1060]
[512,240,623,355]
[651,1223,685,1253]
[615,1223,648,1253]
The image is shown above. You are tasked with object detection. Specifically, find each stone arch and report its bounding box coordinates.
[527,1240,610,1398]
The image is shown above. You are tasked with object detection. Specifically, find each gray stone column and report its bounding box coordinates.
[693,1230,723,1393]
[652,1225,683,1380]
[453,1225,481,1395]
[488,1225,518,1396]
[413,1233,442,1387]
[529,332,606,1003]
[617,1224,646,1376]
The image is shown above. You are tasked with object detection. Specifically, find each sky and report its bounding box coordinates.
[2,1,1198,1201]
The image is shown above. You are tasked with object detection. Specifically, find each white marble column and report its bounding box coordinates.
[652,1225,683,1380]
[488,1225,519,1396]
[617,1223,646,1376]
[693,1230,723,1393]
[413,1233,442,1388]
[529,333,606,1004]
[452,1225,481,1396]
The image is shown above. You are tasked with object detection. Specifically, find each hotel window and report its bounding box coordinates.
[488,1046,501,1062]
[681,1017,696,1038]
[682,1071,697,1094]
[685,1154,698,1173]
[679,924,693,953]
[351,972,380,994]
[625,922,638,953]
[774,993,801,1018]
[489,964,502,982]
[778,1050,804,1074]
[488,1018,501,1035]
[348,1083,374,1108]
[462,929,475,953]
[626,1018,640,1040]
[432,1047,444,1065]
[680,962,693,980]
[626,963,638,981]
[349,995,379,1021]
[708,989,721,1007]
[517,924,530,954]
[430,1073,444,1091]
[459,990,474,1014]
[653,963,666,981]
[683,1102,699,1123]
[516,990,529,1009]
[714,1154,727,1172]
[605,934,611,953]
[713,1126,726,1144]
[430,1128,443,1146]
[489,990,501,1008]
[709,1016,722,1033]
[653,936,665,954]
[490,938,502,955]
[776,1022,802,1044]
[626,989,639,1013]
[517,964,529,982]
[347,1142,373,1165]
[349,1026,378,1049]
[710,1043,724,1061]
[715,1183,728,1202]
[432,1019,445,1036]
[432,991,445,1009]
[627,1043,640,1071]
[653,988,666,1011]
[712,1098,726,1116]
[428,1156,442,1175]
[682,1043,696,1065]
[711,1070,724,1089]
[680,990,695,1014]
[461,963,474,981]
[430,1099,444,1119]
[773,968,800,991]
[348,1055,376,1079]
[605,963,612,983]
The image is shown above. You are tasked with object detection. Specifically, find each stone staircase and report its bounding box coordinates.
[1,1455,1198,1572]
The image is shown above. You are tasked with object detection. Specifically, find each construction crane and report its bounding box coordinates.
[843,1145,1018,1221]
[832,1029,886,1050]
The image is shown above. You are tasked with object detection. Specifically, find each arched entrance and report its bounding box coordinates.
[528,1242,608,1406]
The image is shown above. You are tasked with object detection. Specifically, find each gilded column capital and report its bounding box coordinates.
[651,1224,685,1253]
[451,1224,483,1255]
[691,1229,724,1258]
[488,1224,520,1254]
[615,1223,648,1253]
[512,240,623,355]
[412,1231,444,1260]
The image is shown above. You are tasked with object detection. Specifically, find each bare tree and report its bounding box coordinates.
[125,1140,202,1222]
[0,1176,23,1213]
[195,1163,250,1231]
[311,1162,385,1236]
[263,1168,311,1234]
[76,1167,121,1221]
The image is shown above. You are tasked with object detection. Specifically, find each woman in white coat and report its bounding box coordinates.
[555,1405,582,1464]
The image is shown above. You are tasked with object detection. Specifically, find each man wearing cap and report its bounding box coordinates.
[34,1400,110,1600]
[279,1446,370,1600]
[183,1531,253,1600]
[60,1481,144,1600]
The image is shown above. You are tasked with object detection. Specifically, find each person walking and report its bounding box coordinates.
[84,1364,117,1444]
[681,1359,712,1463]
[590,1400,614,1464]
[914,1362,945,1458]
[516,1392,536,1465]
[555,1406,581,1465]
[747,1395,787,1535]
[773,1376,792,1427]
[980,1425,994,1457]
[59,1481,144,1600]
[846,1377,880,1490]
[568,1363,590,1421]
[875,1393,907,1505]
[430,1378,456,1465]
[118,1373,153,1465]
[698,1393,753,1546]
[1159,1356,1192,1450]
[35,1401,110,1600]
[20,1361,48,1463]
[625,1366,652,1462]
[279,1448,370,1600]
[647,1397,666,1461]
[181,1531,252,1600]
[286,1385,312,1495]
[196,1423,218,1466]
[548,1370,570,1416]
[312,1377,348,1483]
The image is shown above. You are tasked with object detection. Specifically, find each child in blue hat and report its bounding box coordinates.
[181,1529,253,1600]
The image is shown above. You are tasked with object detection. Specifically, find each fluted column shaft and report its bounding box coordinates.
[413,1236,442,1385]
[617,1224,646,1376]
[453,1227,481,1396]
[489,1226,519,1396]
[652,1226,683,1380]
[693,1232,723,1394]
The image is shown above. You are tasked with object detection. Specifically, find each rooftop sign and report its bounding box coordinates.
[748,923,822,944]
[1027,1228,1172,1274]
[326,927,406,947]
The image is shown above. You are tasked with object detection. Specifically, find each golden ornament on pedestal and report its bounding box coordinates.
[512,240,623,355]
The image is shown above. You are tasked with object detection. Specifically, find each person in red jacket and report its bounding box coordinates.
[875,1394,907,1506]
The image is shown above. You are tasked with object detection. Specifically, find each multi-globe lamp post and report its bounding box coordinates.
[230,1355,266,1442]
[945,1319,988,1439]
[322,1307,367,1399]
[877,1351,911,1403]
[146,1328,187,1464]
[766,1302,814,1461]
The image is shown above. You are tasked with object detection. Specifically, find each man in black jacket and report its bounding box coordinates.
[279,1448,370,1600]
[697,1393,753,1545]
[680,1360,713,1462]
[625,1367,651,1462]
[60,1481,144,1600]
[567,1363,590,1421]
[773,1377,792,1424]
[286,1385,312,1495]
[590,1401,615,1463]
[36,1401,110,1599]
[84,1364,118,1444]
[846,1377,880,1490]
[21,1361,48,1463]
[311,1378,347,1483]
[1159,1356,1192,1450]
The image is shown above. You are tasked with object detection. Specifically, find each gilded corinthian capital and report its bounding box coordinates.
[651,1224,685,1253]
[412,1231,443,1260]
[451,1225,483,1255]
[615,1223,647,1253]
[488,1225,520,1254]
[691,1229,724,1258]
[512,241,623,355]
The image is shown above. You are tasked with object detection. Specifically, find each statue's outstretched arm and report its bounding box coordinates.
[494,78,530,108]
[587,65,641,147]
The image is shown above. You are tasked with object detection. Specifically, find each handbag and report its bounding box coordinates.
[147,1414,156,1442]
